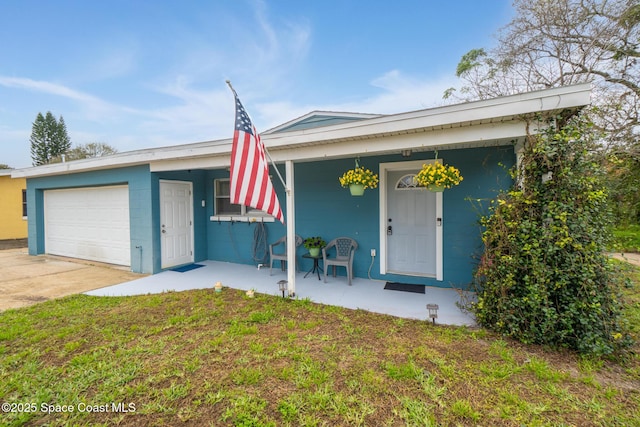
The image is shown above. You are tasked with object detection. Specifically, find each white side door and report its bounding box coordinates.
[160,180,194,268]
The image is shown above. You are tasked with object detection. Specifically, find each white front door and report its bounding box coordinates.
[160,180,194,269]
[387,170,437,276]
[380,161,443,280]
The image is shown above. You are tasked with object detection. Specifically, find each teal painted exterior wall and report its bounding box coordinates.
[27,166,212,274]
[26,165,154,273]
[287,146,514,288]
[205,165,288,265]
[152,170,210,272]
[204,145,515,288]
[25,144,514,286]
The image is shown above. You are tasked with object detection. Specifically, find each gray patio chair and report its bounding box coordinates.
[322,237,358,285]
[269,234,303,275]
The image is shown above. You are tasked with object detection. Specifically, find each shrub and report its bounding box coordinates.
[472,115,633,356]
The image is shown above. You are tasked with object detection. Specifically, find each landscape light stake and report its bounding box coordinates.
[426,304,439,324]
[278,280,288,298]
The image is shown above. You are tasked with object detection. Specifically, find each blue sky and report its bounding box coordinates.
[0,0,513,169]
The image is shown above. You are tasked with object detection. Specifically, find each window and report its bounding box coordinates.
[213,179,264,217]
[395,174,420,190]
[22,189,27,217]
[215,179,240,215]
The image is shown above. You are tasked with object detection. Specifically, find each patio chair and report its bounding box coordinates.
[269,234,303,275]
[322,237,358,285]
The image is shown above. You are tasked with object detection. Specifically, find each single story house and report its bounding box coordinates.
[12,84,591,292]
[0,170,28,240]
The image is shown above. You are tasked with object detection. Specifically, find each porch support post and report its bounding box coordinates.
[285,160,296,296]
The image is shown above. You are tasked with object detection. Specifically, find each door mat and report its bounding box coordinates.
[384,282,426,294]
[171,264,204,273]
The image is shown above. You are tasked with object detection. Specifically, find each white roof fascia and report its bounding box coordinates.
[150,120,528,172]
[11,139,232,178]
[260,83,591,150]
[14,83,591,178]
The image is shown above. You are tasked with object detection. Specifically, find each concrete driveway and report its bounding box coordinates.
[0,246,143,312]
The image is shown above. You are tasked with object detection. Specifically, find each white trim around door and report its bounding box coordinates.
[379,160,443,281]
[160,180,194,269]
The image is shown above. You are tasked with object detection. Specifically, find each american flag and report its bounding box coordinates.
[229,87,284,224]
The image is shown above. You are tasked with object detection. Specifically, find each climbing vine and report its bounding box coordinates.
[472,114,633,356]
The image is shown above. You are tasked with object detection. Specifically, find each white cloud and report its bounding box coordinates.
[0,76,104,105]
[0,0,456,168]
[358,70,458,113]
[0,75,138,121]
[0,67,458,166]
[253,70,459,131]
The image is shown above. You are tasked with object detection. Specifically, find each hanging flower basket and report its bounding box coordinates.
[416,162,463,191]
[349,183,366,196]
[426,184,446,192]
[339,161,379,196]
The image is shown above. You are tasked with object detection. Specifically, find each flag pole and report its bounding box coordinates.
[262,147,288,194]
[226,80,296,295]
[226,80,287,192]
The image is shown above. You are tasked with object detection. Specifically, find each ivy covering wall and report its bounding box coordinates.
[472,115,633,356]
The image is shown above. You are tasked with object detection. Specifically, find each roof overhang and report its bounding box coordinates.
[12,83,591,178]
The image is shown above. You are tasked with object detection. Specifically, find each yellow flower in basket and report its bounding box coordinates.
[415,162,463,191]
[339,166,379,190]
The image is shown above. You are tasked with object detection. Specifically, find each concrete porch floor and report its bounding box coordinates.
[85,260,476,326]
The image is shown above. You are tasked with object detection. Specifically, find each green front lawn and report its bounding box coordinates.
[612,224,640,253]
[1,267,639,426]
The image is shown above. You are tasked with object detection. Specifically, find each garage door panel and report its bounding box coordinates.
[44,186,131,266]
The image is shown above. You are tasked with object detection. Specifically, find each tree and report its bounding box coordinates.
[29,111,71,166]
[450,0,638,146]
[447,0,640,224]
[473,116,632,355]
[50,142,118,163]
[0,164,11,169]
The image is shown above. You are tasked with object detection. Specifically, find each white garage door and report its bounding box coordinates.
[44,185,131,266]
